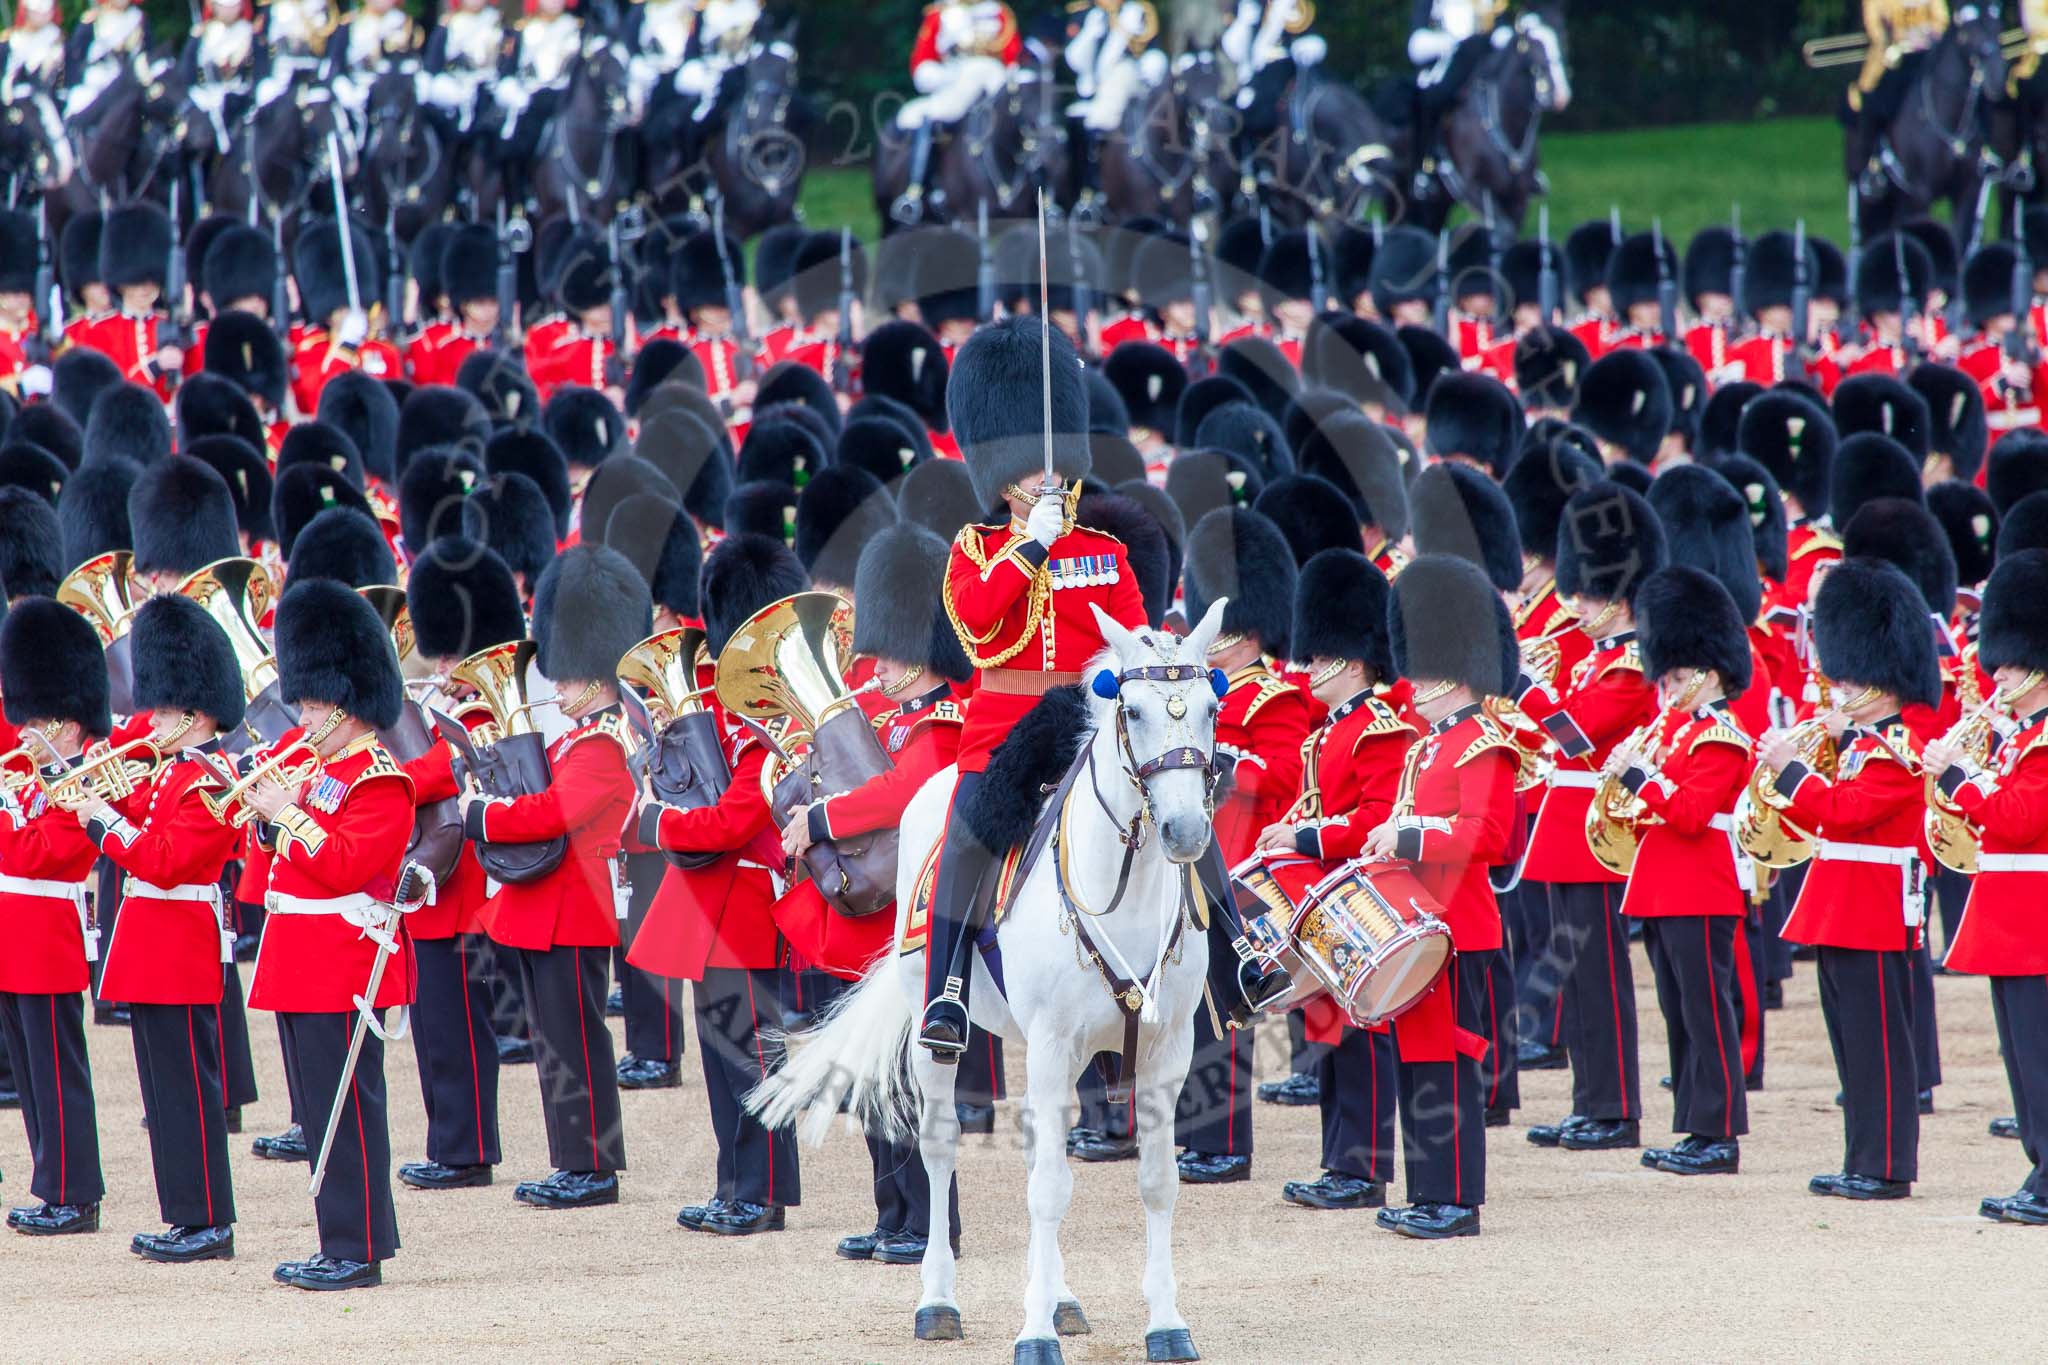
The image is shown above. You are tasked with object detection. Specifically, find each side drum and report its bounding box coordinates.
[1227,851,1326,1015]
[1293,862,1453,1025]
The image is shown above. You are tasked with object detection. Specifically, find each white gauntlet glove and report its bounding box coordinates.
[1026,493,1064,548]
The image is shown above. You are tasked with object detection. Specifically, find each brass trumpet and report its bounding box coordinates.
[713,593,859,801]
[57,550,144,643]
[1734,718,1839,869]
[0,724,57,801]
[1924,692,2011,874]
[200,741,325,828]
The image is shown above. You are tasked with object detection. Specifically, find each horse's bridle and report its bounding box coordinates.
[1084,661,1224,864]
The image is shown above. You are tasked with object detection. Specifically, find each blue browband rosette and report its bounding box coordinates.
[1209,668,1228,698]
[1092,669,1121,700]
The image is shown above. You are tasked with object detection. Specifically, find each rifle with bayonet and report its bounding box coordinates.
[1432,229,1450,336]
[1654,216,1677,344]
[1845,186,1863,335]
[494,198,517,349]
[1537,204,1558,326]
[159,176,187,393]
[270,211,290,342]
[1308,225,1327,316]
[385,203,405,343]
[1787,218,1812,385]
[606,214,631,389]
[711,197,752,382]
[1727,203,1747,343]
[833,226,855,396]
[29,197,57,365]
[975,198,995,321]
[1189,221,1213,377]
[1485,195,1503,328]
[2009,232,2037,368]
[1896,228,1921,364]
[1954,179,1992,342]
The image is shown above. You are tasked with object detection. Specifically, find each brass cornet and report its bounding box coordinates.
[0,721,60,802]
[200,742,324,828]
[1584,717,1663,877]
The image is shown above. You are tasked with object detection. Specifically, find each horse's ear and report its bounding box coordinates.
[1090,603,1139,660]
[1183,598,1228,661]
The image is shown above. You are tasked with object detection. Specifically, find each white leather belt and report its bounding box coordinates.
[264,890,384,925]
[0,873,98,962]
[1815,841,1918,866]
[125,878,230,962]
[1547,770,1601,790]
[1706,815,1756,893]
[1976,853,2048,872]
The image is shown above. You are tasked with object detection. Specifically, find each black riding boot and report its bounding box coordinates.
[893,123,935,226]
[919,774,994,1061]
[1075,129,1104,216]
[1196,843,1294,1026]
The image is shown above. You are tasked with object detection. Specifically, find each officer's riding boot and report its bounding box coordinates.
[1411,89,1440,201]
[919,777,995,1061]
[892,123,934,227]
[1074,129,1104,221]
[1196,842,1293,1028]
[1849,103,1884,197]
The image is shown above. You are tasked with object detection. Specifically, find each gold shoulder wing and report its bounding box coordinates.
[1792,528,1844,560]
[1456,714,1522,768]
[1352,698,1413,746]
[1687,721,1751,754]
[1241,674,1297,724]
[1599,641,1645,679]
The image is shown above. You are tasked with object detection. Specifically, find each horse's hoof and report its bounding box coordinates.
[1053,1300,1089,1336]
[914,1306,963,1341]
[1146,1327,1201,1362]
[1013,1339,1064,1365]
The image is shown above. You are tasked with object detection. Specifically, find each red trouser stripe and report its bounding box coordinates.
[50,997,66,1195]
[1451,967,1464,1205]
[746,972,773,1203]
[186,1009,214,1225]
[461,937,484,1154]
[1602,885,1631,1118]
[574,948,599,1171]
[347,1015,371,1261]
[1877,955,1895,1175]
[1703,920,1734,1133]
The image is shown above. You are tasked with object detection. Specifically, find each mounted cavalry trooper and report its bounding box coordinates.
[915,317,1293,1064]
[0,0,67,103]
[1221,0,1326,87]
[620,0,698,113]
[1406,0,1567,198]
[1065,0,1165,207]
[891,0,1022,223]
[1844,0,1950,195]
[179,0,263,156]
[324,0,422,124]
[675,0,763,122]
[263,0,338,86]
[494,0,584,218]
[420,0,509,145]
[62,0,152,120]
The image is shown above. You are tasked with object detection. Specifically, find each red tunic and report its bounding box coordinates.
[472,712,634,951]
[1958,337,2048,436]
[944,519,1146,771]
[1682,320,1730,380]
[0,762,103,994]
[1213,663,1313,865]
[529,328,614,403]
[1519,631,1654,884]
[1568,313,1622,360]
[289,329,403,416]
[909,1,1021,73]
[782,334,850,387]
[636,714,783,978]
[400,736,489,939]
[1453,312,1497,364]
[756,322,800,368]
[90,748,242,1005]
[1780,522,1842,624]
[1723,331,1798,387]
[69,310,176,400]
[407,320,488,388]
[1777,721,1928,952]
[249,736,418,1013]
[1101,314,1157,354]
[1290,692,1417,864]
[1614,705,1750,919]
[1940,711,2048,975]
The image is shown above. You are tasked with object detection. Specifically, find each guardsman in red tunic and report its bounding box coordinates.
[1738,390,1842,682]
[1103,342,1187,470]
[1255,230,1321,369]
[862,319,955,462]
[1722,230,1808,387]
[69,202,184,400]
[463,547,645,1213]
[1811,233,1935,395]
[778,229,864,388]
[1924,549,2048,1226]
[289,220,404,417]
[637,534,808,1236]
[1757,560,1936,1199]
[1359,555,1520,1238]
[0,602,112,1237]
[1680,224,1739,380]
[1957,241,2048,437]
[1589,231,1674,353]
[390,538,529,1191]
[239,581,418,1290]
[188,220,280,379]
[1611,567,1756,1177]
[1563,219,1621,361]
[1257,550,1413,1211]
[408,222,498,388]
[1517,483,1663,1153]
[668,229,755,436]
[57,211,111,356]
[61,596,245,1265]
[526,231,623,406]
[776,524,967,1263]
[1175,507,1310,1183]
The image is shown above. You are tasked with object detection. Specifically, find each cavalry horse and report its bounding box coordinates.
[1853,5,2007,242]
[204,77,353,227]
[1408,2,1570,233]
[0,85,74,209]
[751,602,1230,1365]
[1094,50,1233,226]
[533,37,640,228]
[1230,56,1402,228]
[359,68,464,243]
[59,59,186,212]
[873,60,1070,232]
[700,33,808,240]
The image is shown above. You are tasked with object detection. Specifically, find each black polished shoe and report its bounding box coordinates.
[917,999,967,1062]
[495,1034,535,1065]
[399,1160,493,1190]
[1377,1202,1480,1239]
[251,1123,308,1161]
[1515,1040,1566,1071]
[2002,1192,2048,1226]
[616,1055,681,1090]
[224,1106,242,1134]
[955,1101,995,1135]
[1559,1118,1640,1151]
[1240,961,1294,1014]
[1257,1071,1322,1106]
[272,1259,307,1284]
[513,1170,619,1209]
[1808,1172,1909,1201]
[0,1082,18,1108]
[289,1254,382,1290]
[1071,1129,1137,1163]
[1659,1075,1674,1091]
[1526,1115,1589,1148]
[1654,1138,1739,1176]
[8,1202,99,1235]
[132,1223,235,1263]
[1745,1073,1765,1093]
[1990,1115,2021,1139]
[702,1200,785,1235]
[605,985,625,1017]
[836,1227,884,1260]
[872,1230,938,1263]
[1642,1135,1705,1169]
[676,1198,729,1231]
[1980,1194,2012,1221]
[1176,1150,1250,1184]
[1281,1171,1385,1210]
[1483,1104,1513,1128]
[1917,1089,1934,1116]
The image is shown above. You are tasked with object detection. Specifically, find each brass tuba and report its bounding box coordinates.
[715,593,897,918]
[619,626,713,729]
[357,584,436,692]
[1734,719,1839,869]
[451,638,549,742]
[619,626,729,870]
[358,585,464,883]
[444,639,566,884]
[1924,695,2008,874]
[58,550,143,643]
[1584,717,1662,877]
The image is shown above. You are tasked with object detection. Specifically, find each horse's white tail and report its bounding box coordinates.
[745,955,921,1147]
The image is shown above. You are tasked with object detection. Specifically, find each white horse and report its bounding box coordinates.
[750,601,1228,1365]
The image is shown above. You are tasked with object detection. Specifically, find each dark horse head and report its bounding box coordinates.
[710,23,809,238]
[1412,1,1570,233]
[536,34,636,225]
[1096,49,1232,224]
[0,88,74,205]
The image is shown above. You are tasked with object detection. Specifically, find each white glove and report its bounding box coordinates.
[337,309,369,347]
[1491,25,1514,48]
[19,363,51,398]
[494,76,528,111]
[1026,493,1064,548]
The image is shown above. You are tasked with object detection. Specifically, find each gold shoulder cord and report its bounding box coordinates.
[943,528,1052,669]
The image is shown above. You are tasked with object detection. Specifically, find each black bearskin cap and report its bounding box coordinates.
[0,443,65,504]
[455,349,541,428]
[203,309,288,410]
[1411,462,1523,592]
[318,371,401,483]
[1365,225,1436,315]
[1181,507,1297,655]
[623,344,707,418]
[1853,232,1933,317]
[838,415,925,485]
[1194,401,1293,484]
[949,318,1091,507]
[601,494,701,618]
[472,471,559,588]
[0,597,109,736]
[293,219,384,324]
[1503,433,1602,564]
[1217,336,1301,425]
[57,455,137,566]
[531,544,652,684]
[849,523,972,682]
[1833,372,1929,458]
[397,385,493,471]
[862,320,950,430]
[1425,371,1524,478]
[274,578,402,728]
[272,462,374,558]
[755,361,843,438]
[1555,481,1667,605]
[1929,478,1998,587]
[1908,363,1988,480]
[1297,410,1409,539]
[58,211,102,298]
[1647,346,1706,451]
[544,385,626,472]
[1987,428,2048,514]
[736,416,826,489]
[84,383,172,467]
[484,427,571,537]
[1303,315,1415,412]
[1634,565,1753,695]
[1963,241,2021,327]
[1514,325,1591,412]
[201,224,276,309]
[185,434,275,545]
[50,349,119,430]
[1699,380,1764,462]
[702,532,809,658]
[1842,497,1957,618]
[1104,344,1187,438]
[847,393,935,464]
[1980,549,2048,674]
[1743,229,1816,315]
[1389,553,1518,696]
[912,228,982,325]
[1709,453,1791,584]
[1089,432,1147,489]
[284,507,397,589]
[1565,219,1619,304]
[1174,374,1257,449]
[896,458,982,543]
[129,593,244,728]
[100,202,171,289]
[724,480,797,546]
[1683,225,1740,310]
[1604,231,1677,313]
[1165,448,1264,529]
[795,465,896,590]
[2000,490,2048,559]
[1293,548,1395,681]
[1829,432,1924,532]
[1737,389,1836,513]
[396,446,485,555]
[276,420,364,487]
[1255,473,1362,569]
[1573,349,1671,464]
[1649,463,1761,623]
[1814,557,1943,709]
[128,457,240,576]
[175,371,264,450]
[405,536,526,660]
[633,401,733,531]
[440,223,500,307]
